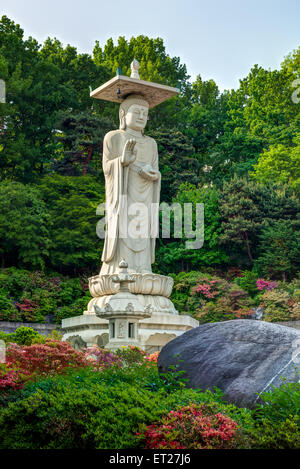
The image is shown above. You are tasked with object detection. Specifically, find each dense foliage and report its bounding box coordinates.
[170,270,300,323]
[0,267,91,323]
[0,338,299,449]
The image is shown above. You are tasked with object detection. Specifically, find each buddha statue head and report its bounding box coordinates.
[119,94,149,132]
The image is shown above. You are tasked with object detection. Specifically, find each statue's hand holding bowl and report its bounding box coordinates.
[121,139,137,166]
[139,164,160,181]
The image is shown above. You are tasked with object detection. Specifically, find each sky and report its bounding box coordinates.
[1,0,299,91]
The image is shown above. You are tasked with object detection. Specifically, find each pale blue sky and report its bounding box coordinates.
[1,0,299,91]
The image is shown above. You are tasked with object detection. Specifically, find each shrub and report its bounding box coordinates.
[54,295,91,323]
[192,278,225,299]
[85,347,122,370]
[259,289,300,322]
[235,270,259,297]
[249,417,300,449]
[139,404,244,449]
[13,327,41,346]
[0,268,91,323]
[0,365,25,391]
[0,330,16,344]
[254,381,300,426]
[56,278,85,306]
[0,291,21,321]
[15,298,43,322]
[115,345,147,366]
[246,381,300,449]
[0,327,50,346]
[0,366,253,449]
[171,272,254,323]
[6,340,89,381]
[256,279,278,291]
[0,268,32,298]
[170,271,206,314]
[195,284,254,323]
[146,352,160,363]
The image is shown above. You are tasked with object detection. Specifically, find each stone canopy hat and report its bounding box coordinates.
[90,59,180,109]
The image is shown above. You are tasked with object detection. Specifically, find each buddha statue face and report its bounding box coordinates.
[125,104,148,132]
[119,95,149,132]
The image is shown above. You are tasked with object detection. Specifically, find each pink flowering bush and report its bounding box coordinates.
[85,347,123,370]
[193,279,254,323]
[139,404,241,449]
[256,279,278,291]
[86,346,159,368]
[192,278,225,299]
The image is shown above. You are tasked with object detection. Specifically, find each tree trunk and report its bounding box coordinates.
[244,232,253,263]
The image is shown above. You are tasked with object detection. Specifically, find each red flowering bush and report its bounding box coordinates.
[15,297,41,322]
[0,364,25,390]
[139,404,241,449]
[1,340,90,389]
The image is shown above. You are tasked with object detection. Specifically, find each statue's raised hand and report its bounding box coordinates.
[121,139,137,166]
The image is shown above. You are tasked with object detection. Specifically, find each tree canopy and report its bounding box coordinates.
[0,15,299,278]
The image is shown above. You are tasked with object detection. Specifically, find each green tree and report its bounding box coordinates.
[148,129,198,202]
[219,177,300,268]
[156,183,227,273]
[251,137,300,194]
[207,48,300,185]
[36,174,105,274]
[255,220,300,280]
[0,181,51,269]
[53,111,114,176]
[0,16,111,182]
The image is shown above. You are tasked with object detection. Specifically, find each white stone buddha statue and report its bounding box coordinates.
[100,94,161,275]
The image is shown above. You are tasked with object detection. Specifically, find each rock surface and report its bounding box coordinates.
[157,319,300,408]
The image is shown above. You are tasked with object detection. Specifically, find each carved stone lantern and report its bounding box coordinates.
[94,260,152,350]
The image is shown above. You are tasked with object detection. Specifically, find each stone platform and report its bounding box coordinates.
[62,269,199,351]
[61,312,199,353]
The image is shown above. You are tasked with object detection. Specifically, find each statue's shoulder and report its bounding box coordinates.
[144,134,158,148]
[104,129,123,143]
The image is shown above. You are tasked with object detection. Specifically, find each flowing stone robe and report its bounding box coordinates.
[100,129,161,275]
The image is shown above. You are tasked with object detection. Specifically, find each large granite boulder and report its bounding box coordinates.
[158,319,300,408]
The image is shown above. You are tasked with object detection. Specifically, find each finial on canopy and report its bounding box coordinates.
[130,59,140,79]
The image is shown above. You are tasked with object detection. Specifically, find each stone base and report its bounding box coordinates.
[61,312,199,353]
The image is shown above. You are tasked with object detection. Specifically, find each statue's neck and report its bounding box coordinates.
[125,128,144,138]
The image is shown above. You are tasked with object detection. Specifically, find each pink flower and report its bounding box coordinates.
[256,279,278,291]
